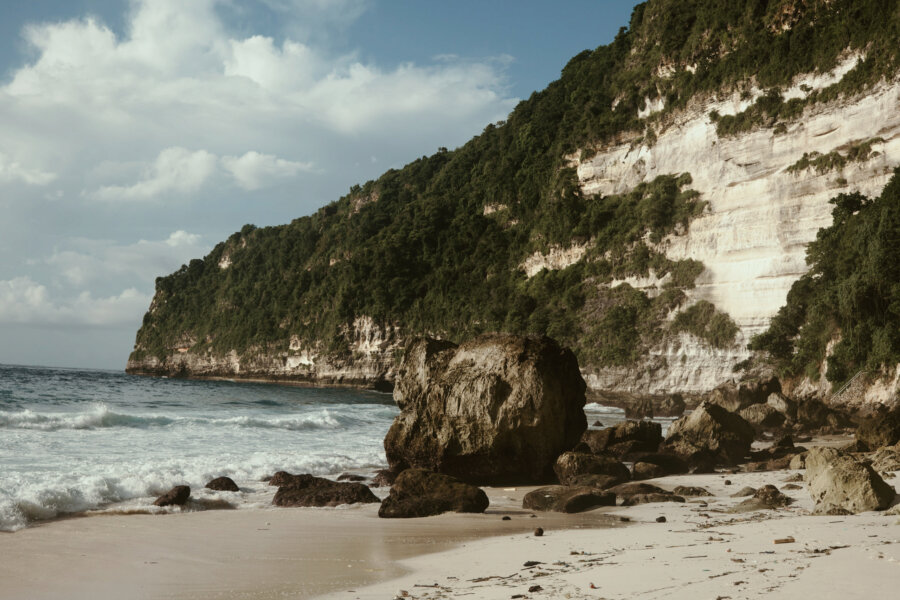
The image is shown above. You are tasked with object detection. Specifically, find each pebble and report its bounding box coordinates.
[534,527,544,537]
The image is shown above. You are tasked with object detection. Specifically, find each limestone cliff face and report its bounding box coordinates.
[126,315,400,390]
[573,56,900,395]
[128,57,900,402]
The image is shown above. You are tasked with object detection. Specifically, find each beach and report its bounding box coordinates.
[2,462,897,600]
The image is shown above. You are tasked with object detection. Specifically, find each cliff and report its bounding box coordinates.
[127,0,900,405]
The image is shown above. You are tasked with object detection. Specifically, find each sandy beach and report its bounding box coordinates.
[2,462,897,600]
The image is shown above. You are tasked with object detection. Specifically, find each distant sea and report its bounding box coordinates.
[0,363,673,531]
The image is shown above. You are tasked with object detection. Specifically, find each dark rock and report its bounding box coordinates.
[622,493,685,506]
[529,585,543,593]
[337,472,367,482]
[665,402,754,465]
[534,527,544,536]
[783,483,802,490]
[371,469,399,487]
[796,399,850,430]
[805,447,896,514]
[580,421,662,458]
[783,473,803,482]
[631,452,690,475]
[673,486,711,497]
[378,469,489,518]
[154,485,191,507]
[554,452,630,486]
[205,477,240,492]
[592,420,604,427]
[705,376,781,413]
[732,485,793,512]
[724,479,732,485]
[571,441,592,454]
[522,486,616,513]
[655,516,667,523]
[384,335,587,484]
[857,408,900,450]
[632,462,667,480]
[272,475,379,507]
[657,394,686,418]
[841,439,870,453]
[767,393,797,419]
[268,471,300,487]
[624,397,654,419]
[606,482,666,498]
[567,473,628,489]
[502,516,511,520]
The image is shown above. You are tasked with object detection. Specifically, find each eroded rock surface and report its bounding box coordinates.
[665,401,754,464]
[804,447,896,514]
[522,486,616,513]
[384,334,587,484]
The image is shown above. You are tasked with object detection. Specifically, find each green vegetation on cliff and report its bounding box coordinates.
[132,0,899,372]
[751,168,900,386]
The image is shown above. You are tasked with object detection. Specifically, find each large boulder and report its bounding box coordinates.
[384,334,587,484]
[554,452,631,486]
[804,447,895,514]
[378,469,489,518]
[739,404,786,430]
[665,402,754,464]
[657,394,687,418]
[580,421,662,458]
[705,376,781,413]
[796,399,850,431]
[522,486,616,513]
[856,408,900,450]
[271,474,379,507]
[766,393,797,419]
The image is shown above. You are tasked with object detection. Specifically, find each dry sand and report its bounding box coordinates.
[2,466,897,599]
[327,469,900,600]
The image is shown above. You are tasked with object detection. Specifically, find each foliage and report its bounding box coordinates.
[750,169,900,386]
[133,0,900,371]
[671,300,740,348]
[786,138,884,174]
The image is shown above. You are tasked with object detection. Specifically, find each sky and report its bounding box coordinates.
[0,0,641,370]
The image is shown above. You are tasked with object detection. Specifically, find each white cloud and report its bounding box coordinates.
[44,231,210,287]
[0,277,149,326]
[222,151,314,190]
[90,147,218,201]
[0,153,57,185]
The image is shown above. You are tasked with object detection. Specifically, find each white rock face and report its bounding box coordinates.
[575,63,900,394]
[521,243,588,277]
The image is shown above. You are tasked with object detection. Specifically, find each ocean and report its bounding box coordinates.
[0,363,672,532]
[0,364,398,531]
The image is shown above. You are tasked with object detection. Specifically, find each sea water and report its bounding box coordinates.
[0,364,398,531]
[0,364,677,531]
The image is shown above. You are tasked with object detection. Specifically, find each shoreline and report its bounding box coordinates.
[0,485,625,600]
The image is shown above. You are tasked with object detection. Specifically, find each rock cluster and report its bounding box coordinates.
[665,401,754,465]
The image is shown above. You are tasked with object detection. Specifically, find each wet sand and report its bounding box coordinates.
[0,486,624,600]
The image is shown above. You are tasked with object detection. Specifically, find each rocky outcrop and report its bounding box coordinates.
[554,452,631,486]
[378,469,489,518]
[705,376,782,413]
[384,334,587,484]
[739,404,786,430]
[154,485,191,507]
[856,408,900,450]
[580,421,662,458]
[665,401,754,464]
[804,447,896,514]
[271,474,379,507]
[522,486,616,513]
[731,485,793,512]
[205,477,240,492]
